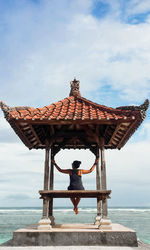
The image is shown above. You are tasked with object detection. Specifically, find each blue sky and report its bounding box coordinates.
[0,0,150,208]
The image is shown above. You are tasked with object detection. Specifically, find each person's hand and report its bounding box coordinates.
[51,159,55,165]
[94,158,99,164]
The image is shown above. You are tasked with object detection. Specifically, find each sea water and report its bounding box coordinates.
[0,207,150,245]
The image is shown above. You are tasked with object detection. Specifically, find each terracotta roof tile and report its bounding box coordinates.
[9,96,140,121]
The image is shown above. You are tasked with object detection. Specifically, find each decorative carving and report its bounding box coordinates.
[117,99,149,111]
[69,77,81,97]
[0,101,31,120]
[0,101,10,120]
[116,99,149,120]
[139,99,149,111]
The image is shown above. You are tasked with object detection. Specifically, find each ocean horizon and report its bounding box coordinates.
[0,206,150,245]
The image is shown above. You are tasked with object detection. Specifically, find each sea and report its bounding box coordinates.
[0,207,150,245]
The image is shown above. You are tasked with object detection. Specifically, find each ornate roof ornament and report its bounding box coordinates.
[69,77,81,97]
[117,99,149,120]
[139,99,149,111]
[117,99,149,111]
[0,101,11,120]
[0,101,31,120]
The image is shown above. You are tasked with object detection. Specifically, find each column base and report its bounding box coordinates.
[94,215,102,225]
[49,215,55,226]
[98,217,112,230]
[38,218,52,230]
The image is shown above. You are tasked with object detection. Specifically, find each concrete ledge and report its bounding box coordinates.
[12,223,138,247]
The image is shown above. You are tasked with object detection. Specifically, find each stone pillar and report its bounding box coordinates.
[95,147,102,225]
[100,141,112,230]
[38,146,51,230]
[48,148,55,225]
[101,145,108,218]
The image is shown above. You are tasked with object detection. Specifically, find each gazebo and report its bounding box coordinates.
[1,78,149,230]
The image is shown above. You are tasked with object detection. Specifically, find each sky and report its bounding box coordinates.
[0,0,150,208]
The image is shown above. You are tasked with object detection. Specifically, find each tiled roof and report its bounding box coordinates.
[7,96,139,122]
[0,78,149,150]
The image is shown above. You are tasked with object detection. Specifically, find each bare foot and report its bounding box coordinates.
[74,207,78,214]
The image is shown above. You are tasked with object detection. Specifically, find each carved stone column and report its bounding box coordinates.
[48,148,55,225]
[38,146,51,230]
[100,140,112,229]
[95,147,102,225]
[101,145,108,218]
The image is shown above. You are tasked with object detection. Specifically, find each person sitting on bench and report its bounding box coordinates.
[52,158,98,214]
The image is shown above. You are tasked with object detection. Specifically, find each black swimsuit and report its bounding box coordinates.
[68,169,84,190]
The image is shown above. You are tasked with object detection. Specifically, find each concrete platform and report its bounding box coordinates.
[9,223,138,247]
[1,241,150,249]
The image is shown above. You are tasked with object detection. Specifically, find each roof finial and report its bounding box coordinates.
[69,77,81,97]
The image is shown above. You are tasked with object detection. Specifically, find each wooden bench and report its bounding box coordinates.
[39,190,112,223]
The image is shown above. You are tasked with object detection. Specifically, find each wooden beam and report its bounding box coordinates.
[28,124,43,145]
[14,121,33,148]
[77,136,97,153]
[21,125,30,131]
[96,125,100,136]
[103,125,110,137]
[50,125,55,135]
[75,124,80,130]
[108,124,122,146]
[27,119,132,126]
[39,190,111,199]
[68,124,74,130]
[54,130,86,138]
[53,138,73,152]
[117,120,138,149]
[84,127,100,146]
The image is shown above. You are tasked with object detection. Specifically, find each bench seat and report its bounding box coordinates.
[39,190,111,199]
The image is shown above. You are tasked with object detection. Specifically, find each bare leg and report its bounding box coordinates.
[70,197,81,215]
[70,198,76,206]
[74,197,81,214]
[75,197,80,207]
[70,198,79,214]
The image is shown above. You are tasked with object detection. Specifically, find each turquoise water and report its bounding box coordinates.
[0,207,150,245]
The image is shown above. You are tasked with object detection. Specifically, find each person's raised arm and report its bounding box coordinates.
[52,159,71,174]
[81,158,98,174]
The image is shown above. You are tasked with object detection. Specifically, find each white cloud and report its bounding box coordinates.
[126,0,150,16]
[0,0,150,109]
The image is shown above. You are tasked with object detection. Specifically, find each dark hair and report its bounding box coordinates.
[72,160,81,169]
